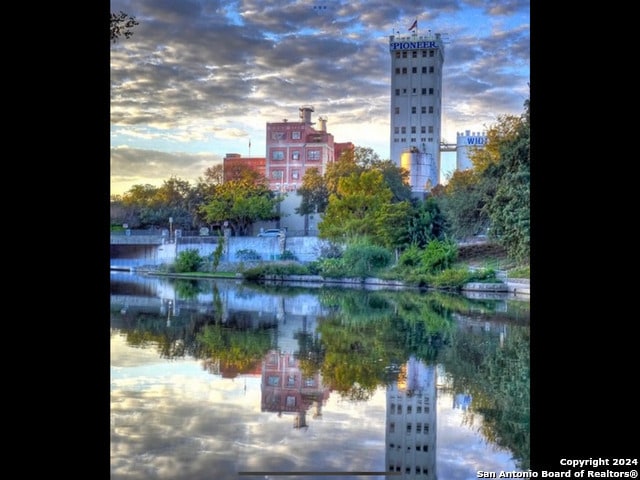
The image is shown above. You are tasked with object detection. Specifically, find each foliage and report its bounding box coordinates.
[110,11,139,43]
[210,235,225,272]
[242,262,310,281]
[296,167,329,215]
[174,249,203,273]
[427,268,470,289]
[278,250,298,261]
[421,239,458,273]
[404,196,448,248]
[341,241,393,278]
[197,324,273,373]
[200,166,281,236]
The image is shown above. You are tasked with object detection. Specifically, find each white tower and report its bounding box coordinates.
[456,130,487,171]
[389,27,445,193]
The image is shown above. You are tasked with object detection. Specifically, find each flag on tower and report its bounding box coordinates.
[408,19,417,31]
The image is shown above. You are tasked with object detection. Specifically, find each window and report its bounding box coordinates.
[412,51,417,58]
[308,150,321,160]
[402,67,407,74]
[395,107,400,114]
[412,88,416,94]
[429,50,434,57]
[402,51,407,58]
[411,107,416,114]
[401,127,406,134]
[422,50,427,57]
[395,89,400,96]
[272,151,284,160]
[292,151,300,160]
[411,126,416,134]
[271,131,285,140]
[422,66,427,73]
[395,51,401,58]
[291,169,299,180]
[402,88,407,94]
[394,127,399,134]
[287,375,296,386]
[291,131,301,139]
[272,170,284,179]
[389,422,395,433]
[429,66,434,73]
[407,405,412,414]
[428,88,434,95]
[406,424,412,433]
[286,396,296,407]
[410,137,416,142]
[268,376,279,386]
[412,67,417,73]
[421,88,427,95]
[428,106,434,113]
[421,106,426,114]
[395,67,401,74]
[421,126,426,134]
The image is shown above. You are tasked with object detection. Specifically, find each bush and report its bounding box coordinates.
[236,249,261,261]
[174,249,203,273]
[429,268,470,289]
[421,239,458,273]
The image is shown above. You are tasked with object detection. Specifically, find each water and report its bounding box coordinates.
[110,271,530,480]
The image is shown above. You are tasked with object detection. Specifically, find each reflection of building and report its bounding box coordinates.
[386,356,437,479]
[453,393,472,410]
[261,350,330,429]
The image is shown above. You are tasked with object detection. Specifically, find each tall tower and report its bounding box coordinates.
[389,26,445,193]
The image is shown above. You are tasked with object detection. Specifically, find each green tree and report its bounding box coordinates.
[200,166,280,236]
[319,168,413,249]
[296,167,328,215]
[110,11,139,43]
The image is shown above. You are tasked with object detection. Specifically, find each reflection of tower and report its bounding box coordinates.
[385,356,437,479]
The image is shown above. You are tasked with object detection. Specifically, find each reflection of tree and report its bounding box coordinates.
[439,324,530,470]
[197,324,274,373]
[294,331,325,378]
[170,279,204,299]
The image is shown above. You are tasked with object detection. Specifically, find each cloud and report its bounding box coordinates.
[110,0,529,195]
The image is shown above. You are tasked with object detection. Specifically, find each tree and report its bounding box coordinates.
[296,167,328,215]
[110,11,139,43]
[319,169,410,248]
[200,167,280,236]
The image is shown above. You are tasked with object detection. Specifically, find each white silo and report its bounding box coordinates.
[401,148,439,195]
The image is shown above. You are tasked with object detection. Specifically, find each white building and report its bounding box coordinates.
[389,28,445,195]
[456,130,487,171]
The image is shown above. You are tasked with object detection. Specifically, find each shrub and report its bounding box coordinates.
[174,249,203,273]
[236,249,261,261]
[342,244,393,278]
[429,268,469,289]
[421,239,458,273]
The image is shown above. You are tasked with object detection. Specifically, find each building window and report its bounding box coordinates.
[411,126,416,134]
[422,51,427,57]
[421,88,427,95]
[429,66,434,73]
[412,51,417,58]
[402,88,407,94]
[272,170,284,179]
[428,126,434,133]
[401,126,406,134]
[291,169,299,180]
[421,106,426,114]
[429,106,434,113]
[422,66,427,74]
[395,107,400,114]
[402,51,407,58]
[271,131,285,140]
[421,126,426,134]
[428,88,434,95]
[395,51,401,58]
[429,50,434,57]
[410,137,416,142]
[292,131,301,139]
[307,150,321,161]
[272,151,284,160]
[407,405,412,414]
[286,396,296,407]
[395,67,401,74]
[268,376,279,386]
[402,67,407,74]
[411,107,416,114]
[394,127,400,134]
[428,137,433,142]
[417,406,422,414]
[292,151,300,160]
[389,422,395,433]
[412,67,417,73]
[395,89,400,96]
[412,88,416,94]
[406,424,412,433]
[287,375,296,387]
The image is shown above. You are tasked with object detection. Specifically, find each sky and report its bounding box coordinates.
[110,0,530,197]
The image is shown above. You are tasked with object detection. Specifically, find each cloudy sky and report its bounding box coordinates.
[110,0,530,196]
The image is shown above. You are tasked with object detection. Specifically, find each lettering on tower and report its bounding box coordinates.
[390,41,438,51]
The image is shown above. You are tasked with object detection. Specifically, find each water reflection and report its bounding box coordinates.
[111,272,529,479]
